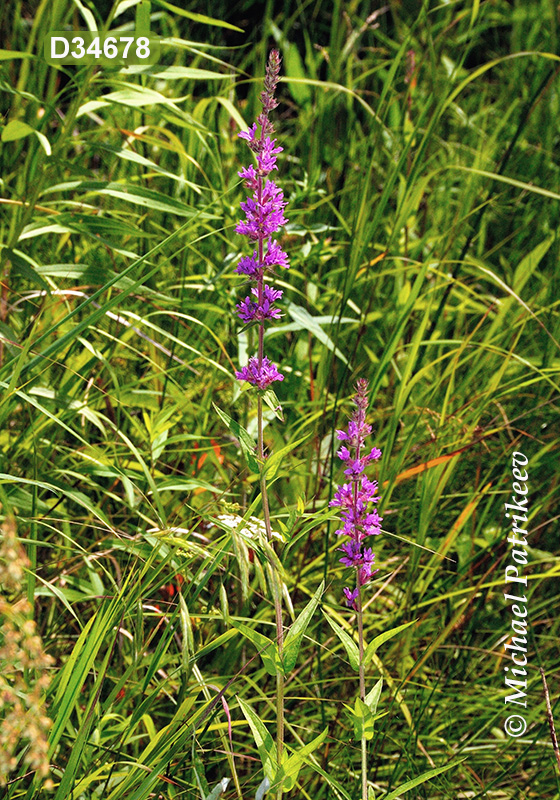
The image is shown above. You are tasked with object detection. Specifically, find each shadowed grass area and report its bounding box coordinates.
[0,0,559,797]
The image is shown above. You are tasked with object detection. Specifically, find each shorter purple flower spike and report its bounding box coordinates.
[235,356,284,390]
[331,379,382,609]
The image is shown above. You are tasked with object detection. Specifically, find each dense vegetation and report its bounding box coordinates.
[1,0,559,798]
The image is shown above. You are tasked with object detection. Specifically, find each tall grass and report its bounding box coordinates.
[1,0,559,798]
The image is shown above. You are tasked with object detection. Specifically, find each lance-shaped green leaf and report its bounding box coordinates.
[262,388,284,421]
[363,620,417,667]
[178,593,194,675]
[274,727,328,792]
[365,678,383,715]
[262,433,311,482]
[379,758,466,800]
[323,612,360,672]
[232,620,282,677]
[213,403,259,473]
[345,696,376,741]
[282,581,324,673]
[237,697,277,782]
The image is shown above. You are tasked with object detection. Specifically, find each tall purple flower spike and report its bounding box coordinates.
[330,379,382,609]
[234,50,289,390]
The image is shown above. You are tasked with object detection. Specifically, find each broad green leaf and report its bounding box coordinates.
[323,613,360,672]
[2,120,33,142]
[213,403,259,473]
[77,99,112,117]
[283,581,324,672]
[237,697,276,781]
[363,620,416,667]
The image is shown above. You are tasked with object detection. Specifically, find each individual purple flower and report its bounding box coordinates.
[339,539,363,568]
[343,458,366,479]
[238,164,258,189]
[264,239,289,269]
[235,356,284,390]
[236,285,284,323]
[343,587,359,607]
[256,138,283,173]
[337,445,351,462]
[329,482,354,509]
[238,123,258,143]
[330,379,382,609]
[234,50,288,391]
[235,252,260,277]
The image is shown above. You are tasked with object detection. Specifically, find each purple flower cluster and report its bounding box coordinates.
[235,356,284,391]
[234,50,289,391]
[330,379,382,609]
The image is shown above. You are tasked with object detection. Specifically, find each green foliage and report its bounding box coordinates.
[281,580,323,672]
[1,0,560,798]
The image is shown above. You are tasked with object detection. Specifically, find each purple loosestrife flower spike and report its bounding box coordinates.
[330,379,382,609]
[234,49,288,390]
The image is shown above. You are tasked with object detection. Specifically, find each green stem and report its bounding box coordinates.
[253,87,284,797]
[357,580,367,800]
[258,394,285,798]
